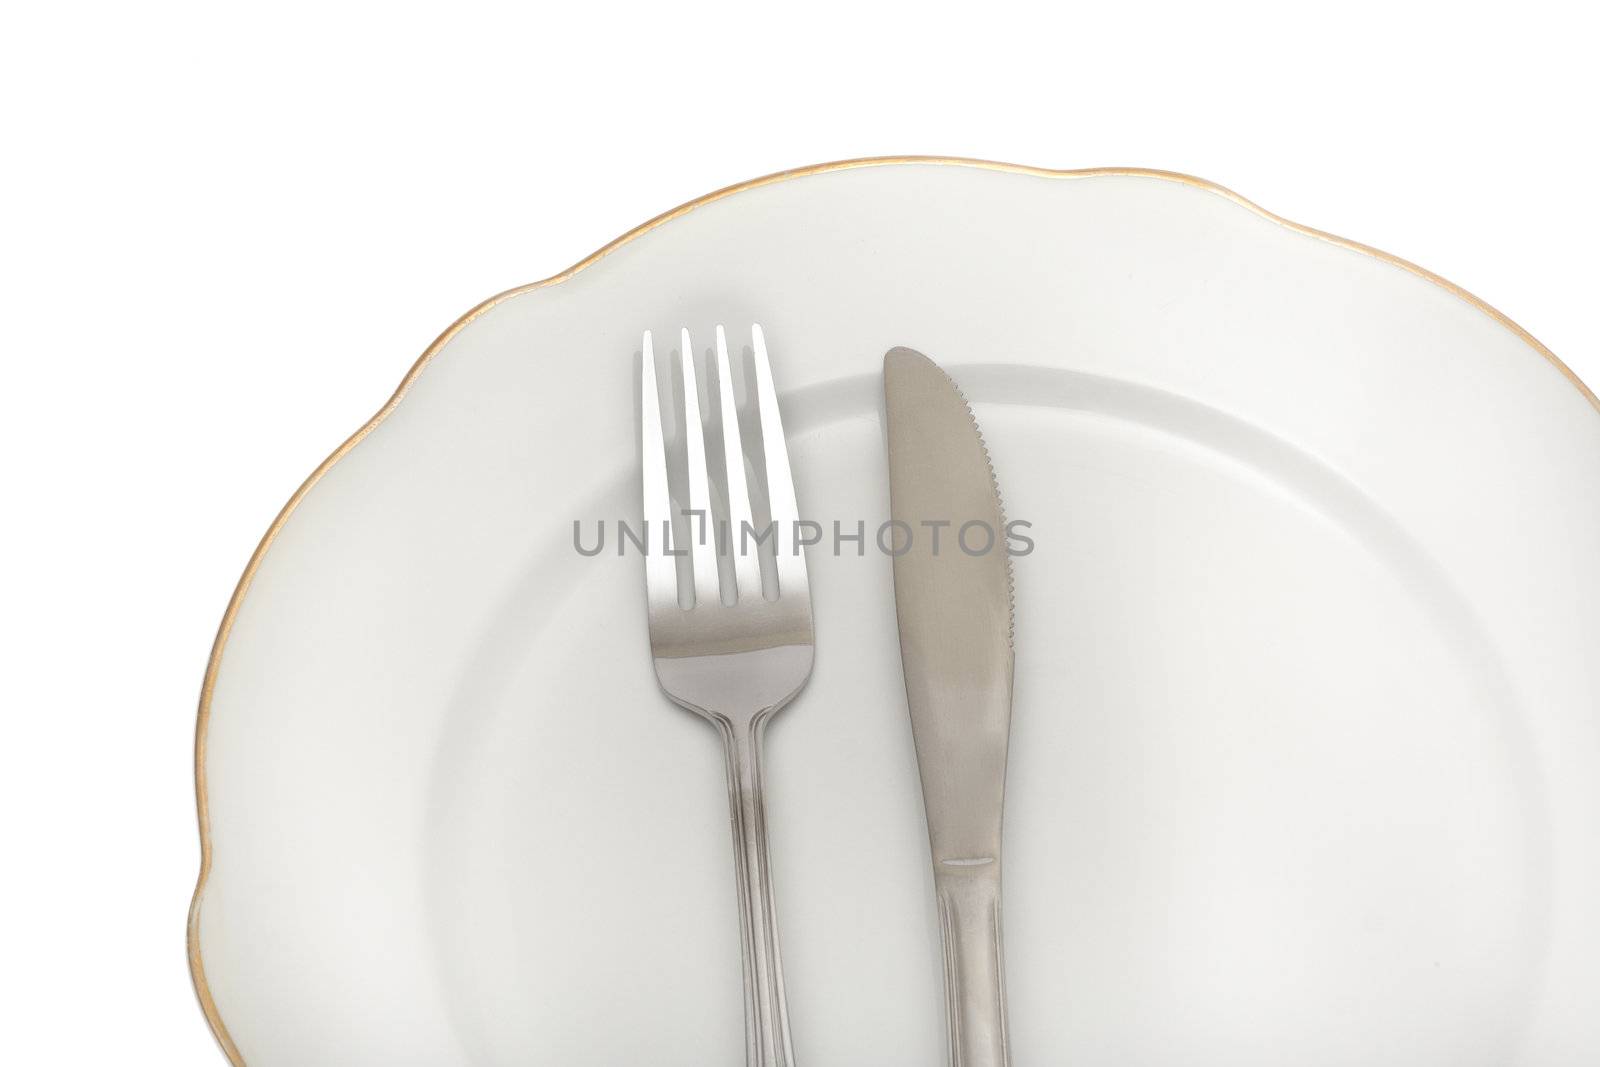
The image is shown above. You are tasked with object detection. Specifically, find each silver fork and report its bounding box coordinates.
[640,323,814,1067]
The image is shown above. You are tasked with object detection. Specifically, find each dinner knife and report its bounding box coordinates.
[884,347,1015,1067]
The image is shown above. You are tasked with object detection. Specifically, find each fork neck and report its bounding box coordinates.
[721,712,795,1067]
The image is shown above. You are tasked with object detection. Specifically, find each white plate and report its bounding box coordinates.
[189,159,1600,1066]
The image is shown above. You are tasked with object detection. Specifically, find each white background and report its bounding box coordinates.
[0,2,1594,1063]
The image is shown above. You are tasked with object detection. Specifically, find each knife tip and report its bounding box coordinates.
[884,346,933,372]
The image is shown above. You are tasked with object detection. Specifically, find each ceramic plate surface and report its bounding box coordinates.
[190,160,1600,1066]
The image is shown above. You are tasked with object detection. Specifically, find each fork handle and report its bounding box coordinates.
[721,714,795,1067]
[936,865,1009,1067]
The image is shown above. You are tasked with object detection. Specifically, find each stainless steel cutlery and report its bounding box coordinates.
[637,332,1014,1067]
[885,347,1016,1067]
[640,324,813,1067]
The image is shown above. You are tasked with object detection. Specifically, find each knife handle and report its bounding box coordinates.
[721,715,796,1067]
[936,864,1009,1067]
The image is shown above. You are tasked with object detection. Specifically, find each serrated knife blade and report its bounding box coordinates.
[884,346,1014,1067]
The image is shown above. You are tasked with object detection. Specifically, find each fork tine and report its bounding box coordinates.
[640,332,677,611]
[678,328,721,608]
[715,325,762,599]
[751,324,808,596]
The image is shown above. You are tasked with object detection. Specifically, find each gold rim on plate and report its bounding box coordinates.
[187,156,1600,1066]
